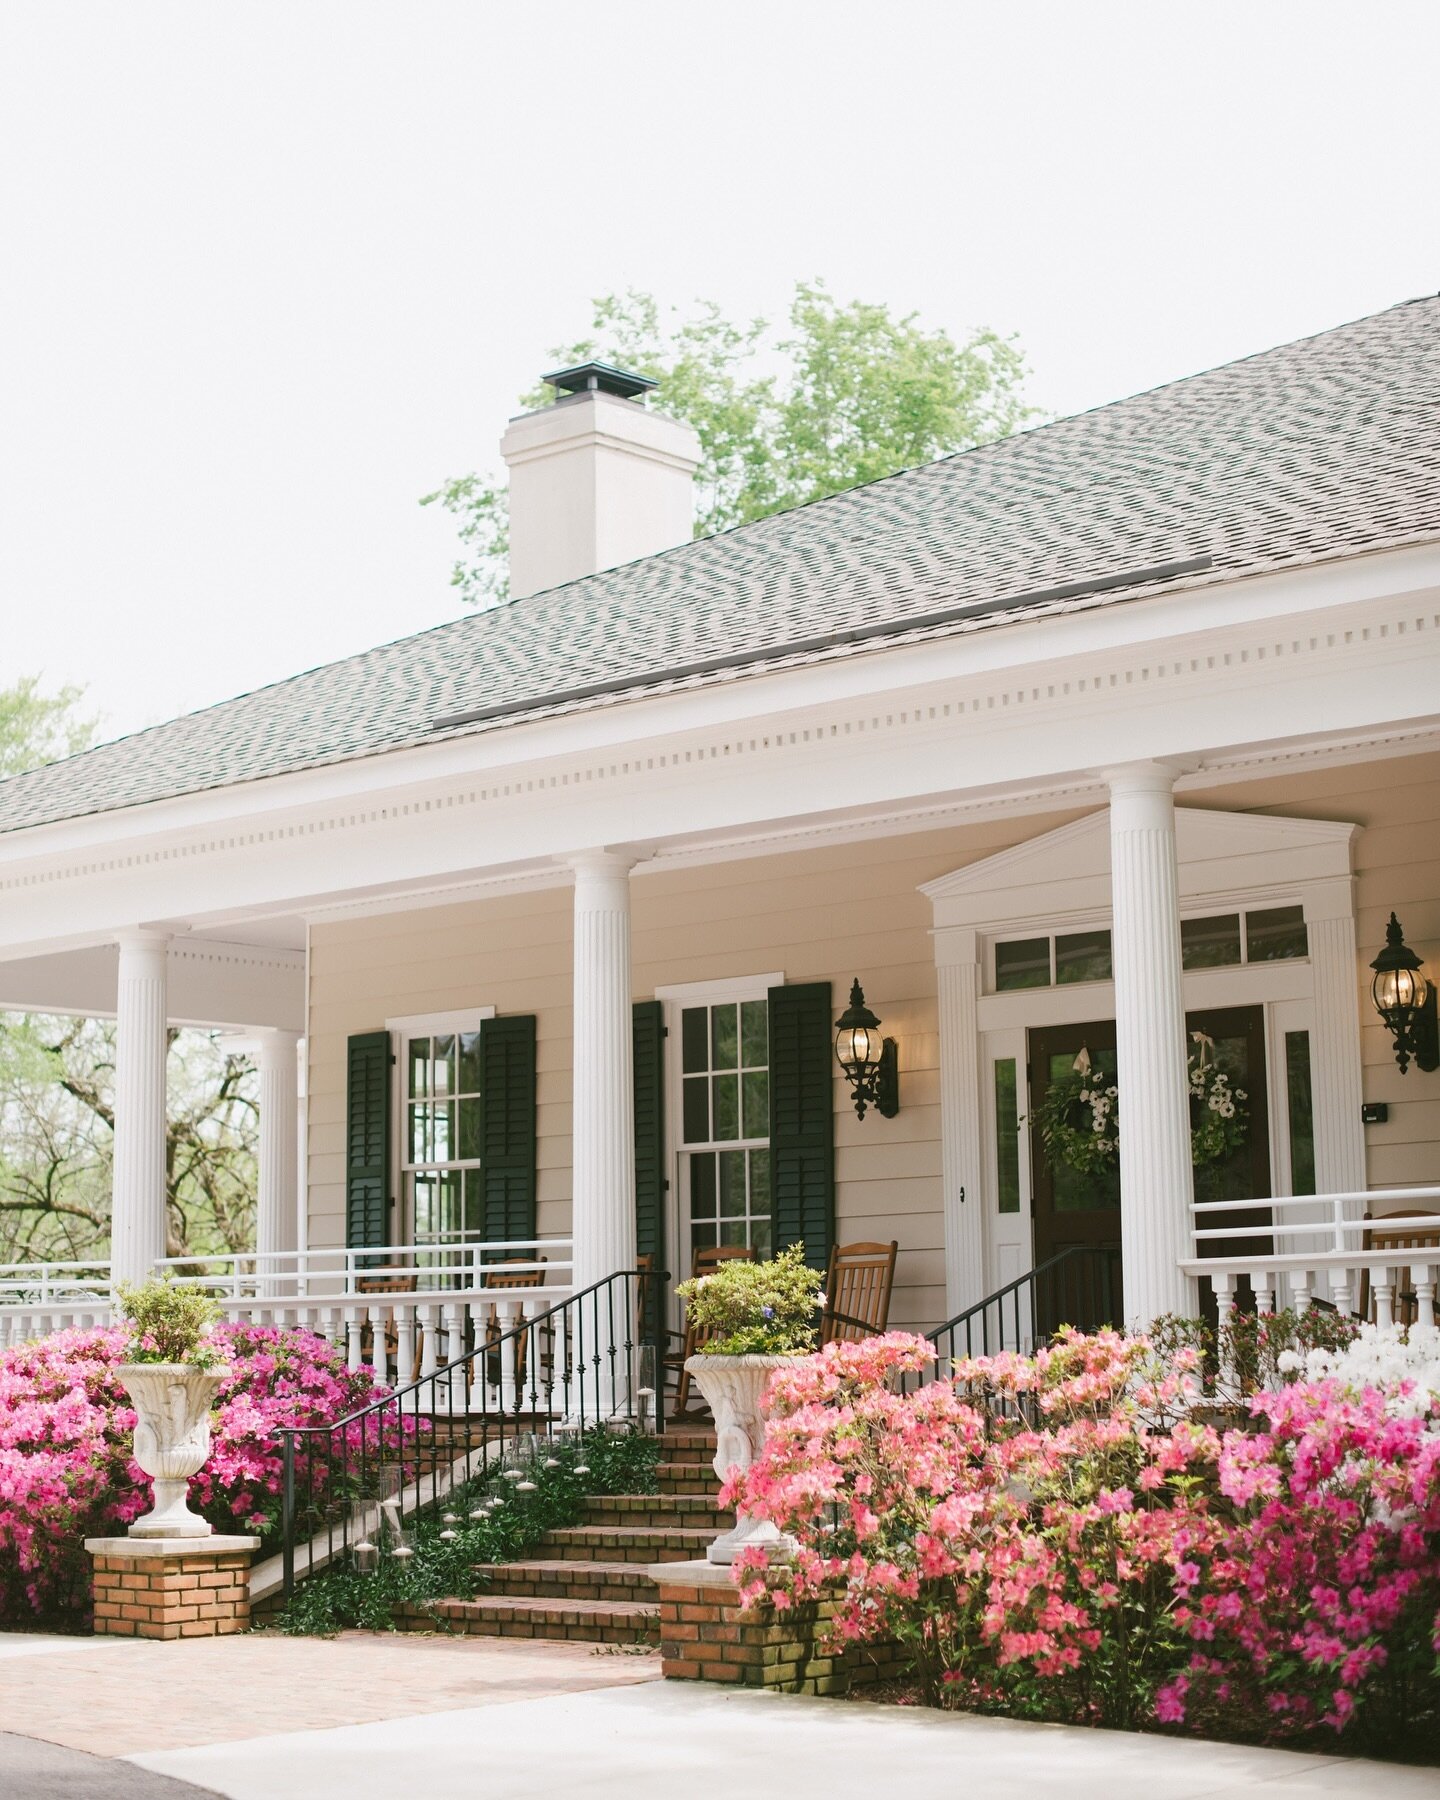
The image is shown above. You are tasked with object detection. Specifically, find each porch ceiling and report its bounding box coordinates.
[0,937,305,1030]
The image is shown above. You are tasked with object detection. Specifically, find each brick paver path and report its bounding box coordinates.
[1,1630,660,1758]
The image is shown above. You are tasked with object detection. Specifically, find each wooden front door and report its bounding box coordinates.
[1029,1007,1274,1337]
[1029,1021,1123,1333]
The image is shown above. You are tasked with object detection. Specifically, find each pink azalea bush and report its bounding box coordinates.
[0,1322,386,1625]
[724,1327,1440,1747]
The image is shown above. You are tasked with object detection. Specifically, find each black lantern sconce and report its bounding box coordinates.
[1370,913,1438,1075]
[835,979,900,1120]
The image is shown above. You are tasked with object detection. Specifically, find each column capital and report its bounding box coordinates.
[115,928,171,957]
[566,847,643,881]
[1100,759,1194,797]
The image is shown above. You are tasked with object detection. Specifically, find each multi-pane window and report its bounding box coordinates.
[681,998,772,1259]
[1180,905,1309,970]
[995,905,1309,991]
[995,930,1113,992]
[402,1028,484,1245]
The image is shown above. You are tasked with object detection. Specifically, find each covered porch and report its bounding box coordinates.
[3,736,1437,1370]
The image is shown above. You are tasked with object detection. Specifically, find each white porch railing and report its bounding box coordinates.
[1182,1185,1440,1326]
[0,1238,574,1389]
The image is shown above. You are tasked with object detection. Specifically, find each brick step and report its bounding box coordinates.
[409,1593,657,1645]
[536,1524,715,1564]
[659,1467,721,1495]
[582,1493,730,1530]
[481,1558,657,1602]
[655,1431,716,1454]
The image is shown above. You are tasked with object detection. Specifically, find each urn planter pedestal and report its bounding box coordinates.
[116,1362,225,1539]
[683,1353,799,1565]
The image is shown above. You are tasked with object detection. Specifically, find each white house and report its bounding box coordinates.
[1,299,1438,1358]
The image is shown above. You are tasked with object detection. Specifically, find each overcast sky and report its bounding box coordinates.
[2,1,1437,744]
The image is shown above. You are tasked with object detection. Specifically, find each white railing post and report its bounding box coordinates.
[345,1309,363,1372]
[1211,1272,1236,1390]
[1327,1266,1354,1317]
[497,1300,518,1412]
[394,1307,415,1389]
[1413,1264,1437,1330]
[442,1302,464,1412]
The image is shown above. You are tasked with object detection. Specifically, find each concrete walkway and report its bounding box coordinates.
[3,1632,1436,1800]
[134,1681,1440,1800]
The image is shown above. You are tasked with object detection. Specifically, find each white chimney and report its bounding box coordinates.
[499,363,702,601]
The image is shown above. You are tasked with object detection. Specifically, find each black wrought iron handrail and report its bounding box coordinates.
[276,1265,667,1600]
[901,1245,1119,1393]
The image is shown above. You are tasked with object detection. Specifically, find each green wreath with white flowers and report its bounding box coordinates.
[1032,1035,1248,1178]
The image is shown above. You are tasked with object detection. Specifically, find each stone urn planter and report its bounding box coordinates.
[117,1363,225,1538]
[683,1353,800,1565]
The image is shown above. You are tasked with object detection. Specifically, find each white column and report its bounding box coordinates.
[569,851,638,1297]
[1305,893,1367,1195]
[111,932,170,1290]
[1106,764,1195,1325]
[256,1030,301,1295]
[936,929,986,1316]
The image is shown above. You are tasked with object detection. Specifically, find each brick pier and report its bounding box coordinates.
[651,1559,904,1695]
[84,1534,259,1640]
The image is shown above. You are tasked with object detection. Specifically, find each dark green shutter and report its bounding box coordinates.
[633,999,666,1330]
[478,1014,537,1245]
[768,981,835,1271]
[345,1030,392,1252]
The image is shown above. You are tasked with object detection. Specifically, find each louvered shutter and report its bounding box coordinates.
[345,1030,392,1254]
[767,981,835,1271]
[478,1014,537,1246]
[632,999,666,1332]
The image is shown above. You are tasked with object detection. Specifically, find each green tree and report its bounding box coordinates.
[422,281,1031,607]
[0,675,94,777]
[0,681,259,1267]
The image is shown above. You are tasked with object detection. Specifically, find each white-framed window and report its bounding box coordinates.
[990,904,1310,995]
[386,1008,495,1246]
[658,974,782,1268]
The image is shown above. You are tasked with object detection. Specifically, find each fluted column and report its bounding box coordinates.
[1306,899,1366,1195]
[1106,765,1195,1325]
[111,932,170,1290]
[936,931,985,1315]
[569,852,638,1299]
[256,1030,301,1293]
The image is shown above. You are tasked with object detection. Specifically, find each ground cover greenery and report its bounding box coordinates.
[276,1427,659,1636]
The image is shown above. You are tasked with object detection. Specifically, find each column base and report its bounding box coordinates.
[85,1534,259,1640]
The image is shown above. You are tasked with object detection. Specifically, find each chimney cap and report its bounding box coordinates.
[541,360,658,402]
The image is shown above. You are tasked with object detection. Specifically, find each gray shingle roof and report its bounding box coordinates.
[3,296,1438,836]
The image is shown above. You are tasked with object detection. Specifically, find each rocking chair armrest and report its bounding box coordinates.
[821,1306,881,1334]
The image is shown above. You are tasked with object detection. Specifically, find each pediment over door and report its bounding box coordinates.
[921,806,1358,934]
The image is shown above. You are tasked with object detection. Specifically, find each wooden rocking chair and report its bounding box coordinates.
[482,1256,548,1396]
[819,1240,899,1345]
[1357,1212,1440,1325]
